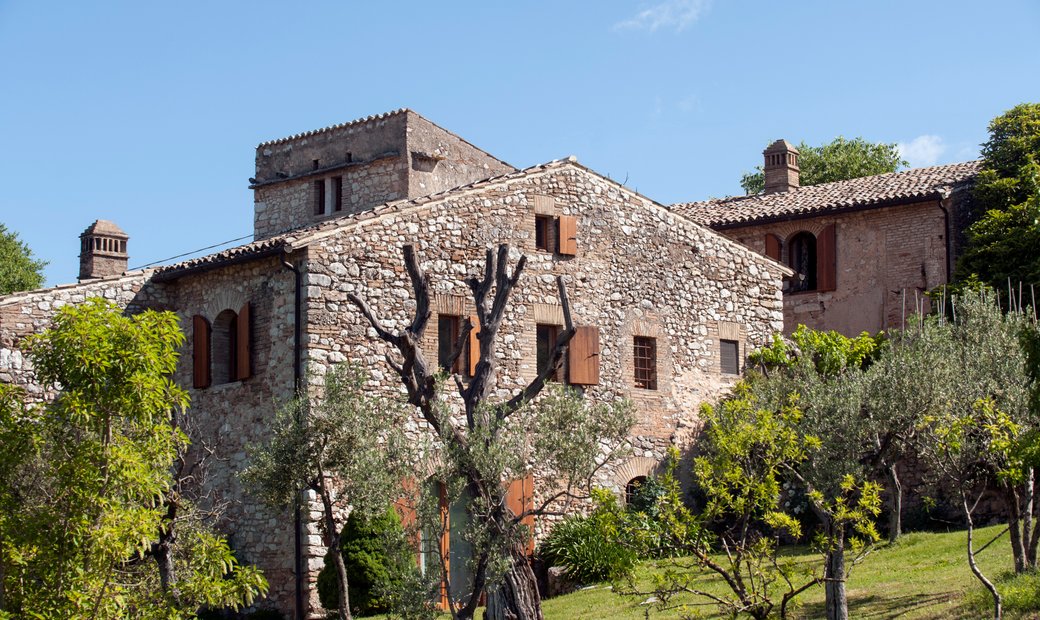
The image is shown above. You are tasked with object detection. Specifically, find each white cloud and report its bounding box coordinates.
[614,0,712,33]
[897,135,946,168]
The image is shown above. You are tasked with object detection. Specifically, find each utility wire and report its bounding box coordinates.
[131,233,255,270]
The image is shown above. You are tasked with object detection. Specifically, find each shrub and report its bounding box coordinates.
[317,506,416,616]
[539,489,637,584]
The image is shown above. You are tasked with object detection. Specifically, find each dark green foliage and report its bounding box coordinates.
[317,507,416,616]
[539,490,638,584]
[625,475,667,517]
[956,103,1040,288]
[740,137,906,195]
[0,222,46,295]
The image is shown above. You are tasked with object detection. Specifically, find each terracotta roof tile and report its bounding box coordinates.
[673,161,980,228]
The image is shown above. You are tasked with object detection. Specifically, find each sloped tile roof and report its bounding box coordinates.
[673,161,981,228]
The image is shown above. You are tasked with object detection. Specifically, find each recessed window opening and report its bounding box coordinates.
[438,315,463,373]
[312,159,320,170]
[537,324,561,382]
[787,231,817,292]
[633,336,657,390]
[314,179,326,215]
[212,309,239,385]
[535,215,554,252]
[625,476,648,506]
[332,176,343,212]
[721,339,740,375]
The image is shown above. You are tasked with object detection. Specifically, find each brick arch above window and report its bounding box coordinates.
[612,455,661,497]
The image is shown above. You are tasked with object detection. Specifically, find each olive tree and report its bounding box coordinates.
[242,363,416,620]
[348,244,633,620]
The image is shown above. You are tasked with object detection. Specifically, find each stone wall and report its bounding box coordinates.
[405,112,515,198]
[254,155,410,239]
[168,253,302,614]
[725,200,948,335]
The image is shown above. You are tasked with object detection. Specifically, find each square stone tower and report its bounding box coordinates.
[250,109,516,239]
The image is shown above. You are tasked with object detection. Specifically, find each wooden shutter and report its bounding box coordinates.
[505,475,536,555]
[468,315,481,376]
[192,315,211,389]
[764,234,781,261]
[817,224,837,292]
[558,215,577,256]
[393,478,422,565]
[568,325,600,385]
[236,302,252,381]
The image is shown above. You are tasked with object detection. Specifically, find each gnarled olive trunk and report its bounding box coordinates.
[485,545,542,620]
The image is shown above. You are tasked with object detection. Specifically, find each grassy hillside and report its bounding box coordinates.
[534,525,1033,619]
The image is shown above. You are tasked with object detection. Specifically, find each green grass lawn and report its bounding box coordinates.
[536,525,1036,620]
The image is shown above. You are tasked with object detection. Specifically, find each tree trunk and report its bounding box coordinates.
[965,494,1002,619]
[823,523,848,620]
[1005,482,1027,573]
[886,462,902,543]
[484,545,542,620]
[317,482,352,620]
[1022,469,1035,568]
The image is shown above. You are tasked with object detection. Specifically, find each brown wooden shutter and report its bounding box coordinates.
[817,224,837,292]
[765,234,781,261]
[236,302,252,381]
[505,475,536,555]
[468,315,481,376]
[568,325,600,385]
[558,215,577,256]
[192,315,211,389]
[393,478,422,566]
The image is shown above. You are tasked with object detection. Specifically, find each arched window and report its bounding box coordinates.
[212,309,239,385]
[625,476,648,506]
[787,231,818,292]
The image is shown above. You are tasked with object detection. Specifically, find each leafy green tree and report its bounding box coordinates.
[0,298,266,619]
[242,363,417,620]
[621,384,880,620]
[746,326,886,620]
[0,223,46,295]
[740,137,907,195]
[955,103,1040,288]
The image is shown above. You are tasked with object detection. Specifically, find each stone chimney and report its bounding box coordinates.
[763,139,800,194]
[79,220,129,281]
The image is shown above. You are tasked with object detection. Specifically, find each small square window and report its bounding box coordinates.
[721,339,740,375]
[438,315,462,373]
[535,215,554,252]
[537,324,561,382]
[633,336,657,390]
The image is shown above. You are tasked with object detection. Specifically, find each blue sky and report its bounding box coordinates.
[2,1,1038,286]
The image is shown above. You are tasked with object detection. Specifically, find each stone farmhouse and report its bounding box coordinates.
[674,140,979,335]
[0,110,789,618]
